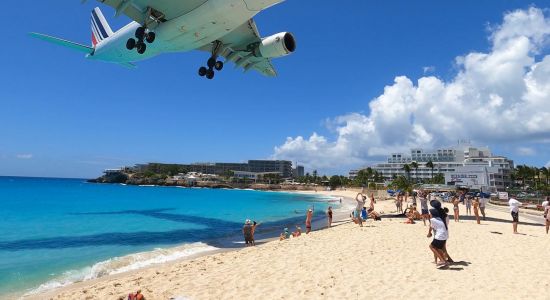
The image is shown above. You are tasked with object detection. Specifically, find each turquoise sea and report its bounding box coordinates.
[0,177,337,297]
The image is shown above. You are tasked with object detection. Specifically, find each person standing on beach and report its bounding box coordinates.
[327,206,333,228]
[464,196,472,215]
[306,208,313,234]
[472,197,480,224]
[543,204,550,234]
[452,196,460,222]
[242,219,253,247]
[479,195,488,220]
[427,208,449,268]
[509,197,523,234]
[420,193,430,226]
[355,193,366,227]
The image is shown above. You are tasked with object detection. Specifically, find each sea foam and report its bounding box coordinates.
[25,242,218,296]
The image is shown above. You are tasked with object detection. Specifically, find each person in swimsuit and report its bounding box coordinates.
[242,219,253,247]
[327,206,333,228]
[472,197,480,224]
[452,196,460,222]
[306,208,313,234]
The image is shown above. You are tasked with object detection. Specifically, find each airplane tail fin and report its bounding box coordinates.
[91,7,114,46]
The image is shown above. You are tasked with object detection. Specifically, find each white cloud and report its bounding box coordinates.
[516,146,536,156]
[546,161,550,168]
[16,154,33,159]
[273,7,550,172]
[423,66,435,74]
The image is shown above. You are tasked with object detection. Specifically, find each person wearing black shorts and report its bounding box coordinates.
[511,211,519,223]
[508,198,522,234]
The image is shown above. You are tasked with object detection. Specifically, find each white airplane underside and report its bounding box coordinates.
[30,0,296,79]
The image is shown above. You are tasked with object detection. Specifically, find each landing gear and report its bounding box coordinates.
[145,32,156,43]
[198,67,207,77]
[127,26,155,54]
[136,42,146,54]
[126,38,136,50]
[198,41,225,79]
[205,69,215,79]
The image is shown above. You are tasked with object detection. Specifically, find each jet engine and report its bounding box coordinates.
[254,32,296,58]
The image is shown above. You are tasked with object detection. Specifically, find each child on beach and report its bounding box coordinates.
[292,226,302,237]
[279,228,291,240]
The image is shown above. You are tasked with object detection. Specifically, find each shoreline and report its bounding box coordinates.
[27,190,550,299]
[16,189,354,300]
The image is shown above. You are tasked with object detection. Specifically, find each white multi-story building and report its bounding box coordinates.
[351,143,514,191]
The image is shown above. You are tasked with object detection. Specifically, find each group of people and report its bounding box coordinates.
[450,192,489,224]
[244,192,550,252]
[351,193,382,226]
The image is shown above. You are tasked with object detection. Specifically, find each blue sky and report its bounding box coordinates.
[1,1,549,178]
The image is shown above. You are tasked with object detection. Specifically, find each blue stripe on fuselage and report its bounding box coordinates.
[92,10,108,39]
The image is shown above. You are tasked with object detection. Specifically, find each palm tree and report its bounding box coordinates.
[403,164,411,182]
[410,162,419,183]
[541,167,549,186]
[426,160,434,180]
[366,167,374,183]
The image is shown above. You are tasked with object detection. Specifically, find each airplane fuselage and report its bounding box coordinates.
[90,0,264,63]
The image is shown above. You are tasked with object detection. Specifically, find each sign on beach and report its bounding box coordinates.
[498,192,509,200]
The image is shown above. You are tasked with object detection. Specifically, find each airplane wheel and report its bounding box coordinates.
[135,27,146,40]
[205,69,215,79]
[136,42,146,54]
[198,66,207,77]
[126,38,136,50]
[214,61,224,71]
[145,32,156,43]
[207,57,216,69]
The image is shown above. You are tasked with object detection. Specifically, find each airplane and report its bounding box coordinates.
[30,0,296,79]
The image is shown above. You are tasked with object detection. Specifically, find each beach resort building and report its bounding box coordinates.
[351,143,514,191]
[131,160,294,178]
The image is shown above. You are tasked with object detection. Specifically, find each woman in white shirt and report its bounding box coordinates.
[508,198,522,234]
[427,208,449,267]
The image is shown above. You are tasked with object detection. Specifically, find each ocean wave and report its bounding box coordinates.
[25,242,218,296]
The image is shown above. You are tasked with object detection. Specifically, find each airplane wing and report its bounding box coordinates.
[201,19,277,77]
[95,0,208,24]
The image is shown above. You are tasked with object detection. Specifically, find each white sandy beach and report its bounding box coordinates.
[31,190,550,300]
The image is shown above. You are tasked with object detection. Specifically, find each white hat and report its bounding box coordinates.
[245,219,251,224]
